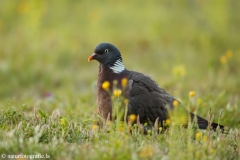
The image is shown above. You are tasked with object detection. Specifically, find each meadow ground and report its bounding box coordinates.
[0,1,240,159]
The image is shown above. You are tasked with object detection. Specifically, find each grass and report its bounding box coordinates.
[0,0,240,159]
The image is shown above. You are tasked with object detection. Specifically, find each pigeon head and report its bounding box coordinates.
[88,43,125,73]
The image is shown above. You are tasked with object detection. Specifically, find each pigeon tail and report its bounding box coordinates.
[190,112,224,131]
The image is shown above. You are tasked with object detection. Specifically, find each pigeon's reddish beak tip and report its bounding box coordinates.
[88,53,96,62]
[88,55,93,62]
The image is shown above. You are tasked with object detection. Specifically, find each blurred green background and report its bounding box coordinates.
[0,0,239,127]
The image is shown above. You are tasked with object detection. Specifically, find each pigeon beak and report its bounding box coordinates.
[88,53,97,62]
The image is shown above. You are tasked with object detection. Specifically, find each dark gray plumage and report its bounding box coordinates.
[88,43,224,130]
[127,71,174,123]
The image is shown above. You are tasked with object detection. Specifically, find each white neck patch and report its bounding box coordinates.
[109,59,125,73]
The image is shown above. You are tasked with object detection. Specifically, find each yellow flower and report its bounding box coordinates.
[139,146,154,158]
[165,119,170,125]
[173,100,179,108]
[129,114,136,123]
[113,89,122,97]
[220,55,227,64]
[189,91,196,97]
[196,132,202,140]
[92,124,99,130]
[102,81,110,91]
[121,78,128,88]
[225,50,232,59]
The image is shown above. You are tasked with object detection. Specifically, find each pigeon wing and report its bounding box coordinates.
[126,71,176,123]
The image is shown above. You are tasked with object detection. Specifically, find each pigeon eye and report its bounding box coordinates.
[104,49,108,53]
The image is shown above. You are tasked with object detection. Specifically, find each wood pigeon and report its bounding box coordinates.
[88,43,224,130]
